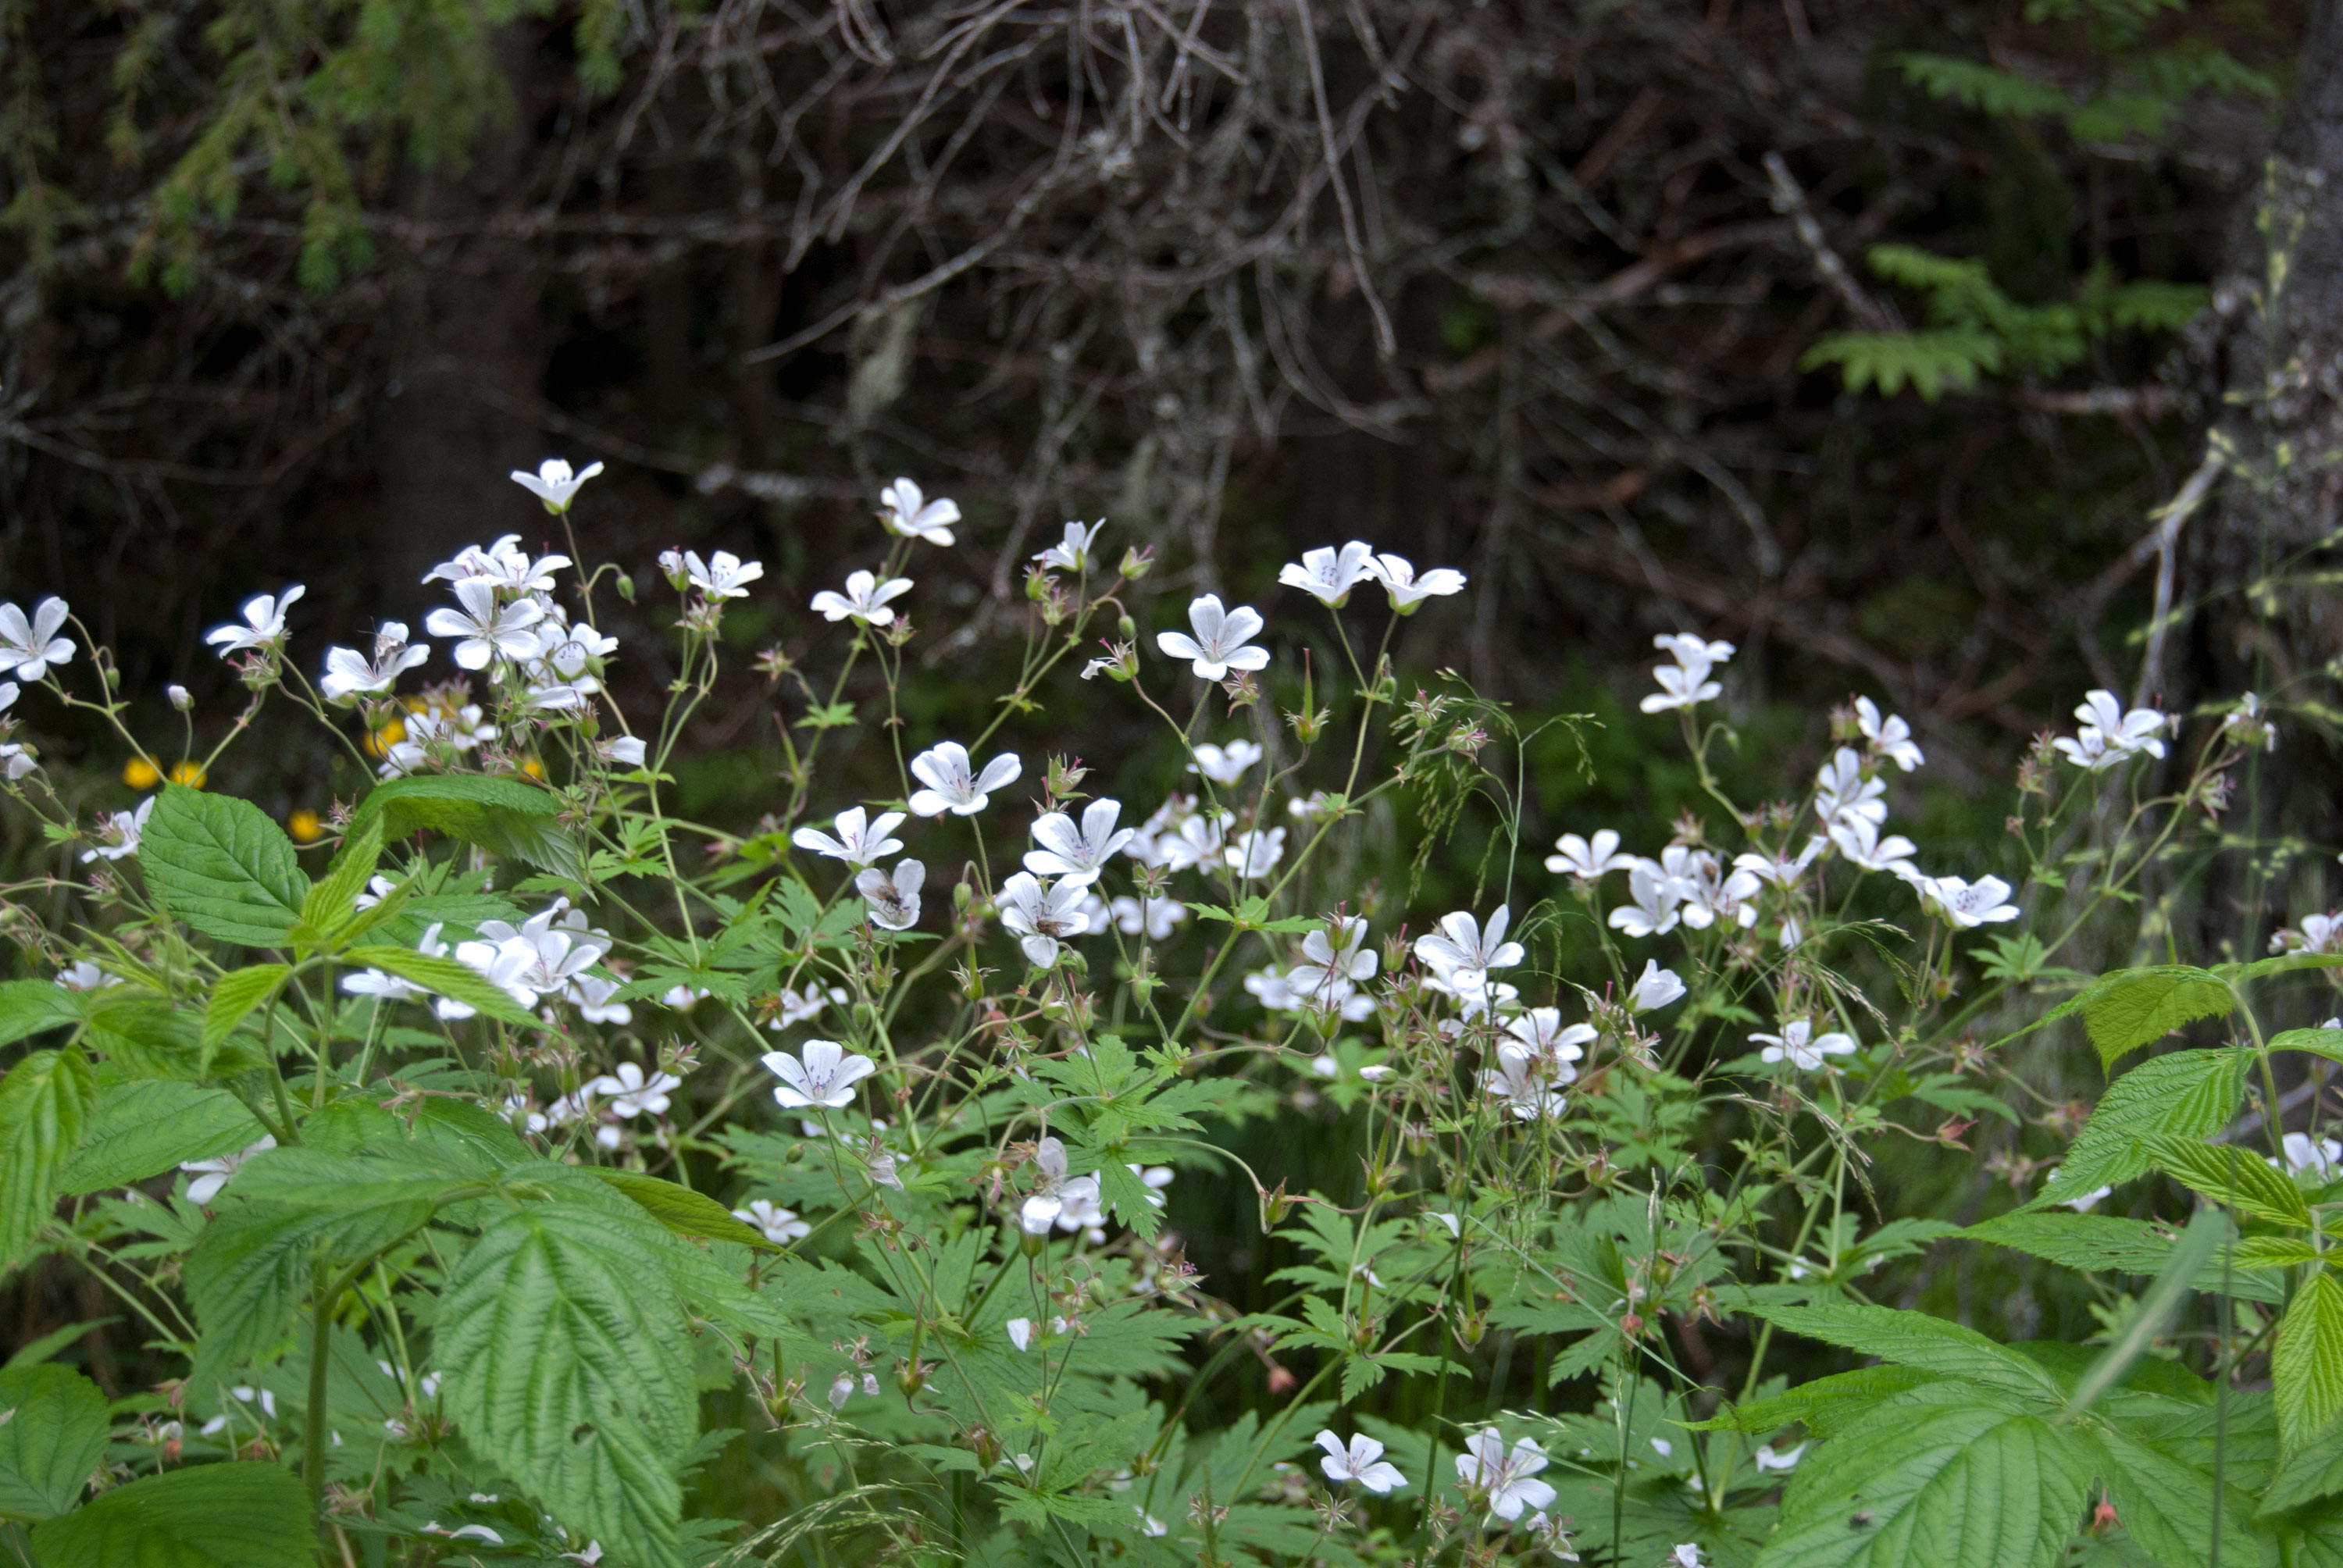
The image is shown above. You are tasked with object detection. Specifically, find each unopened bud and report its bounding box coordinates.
[954,881,973,913]
[1117,614,1137,640]
[166,685,192,711]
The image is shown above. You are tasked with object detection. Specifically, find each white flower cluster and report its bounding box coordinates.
[342,896,629,1026]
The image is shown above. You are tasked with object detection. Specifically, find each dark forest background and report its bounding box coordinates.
[5,0,2334,809]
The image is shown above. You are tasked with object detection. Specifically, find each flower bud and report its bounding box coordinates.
[166,685,192,711]
[1117,614,1137,640]
[1118,546,1152,580]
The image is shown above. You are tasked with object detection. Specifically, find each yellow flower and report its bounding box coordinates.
[520,757,546,780]
[122,757,161,790]
[288,809,323,843]
[166,761,206,789]
[362,716,408,758]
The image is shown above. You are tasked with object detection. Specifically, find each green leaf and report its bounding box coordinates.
[1095,1156,1165,1242]
[2029,1048,2246,1209]
[2274,1027,2343,1065]
[2065,1207,2223,1417]
[0,1046,95,1270]
[0,980,84,1049]
[2080,1420,2261,1567]
[3,1317,117,1370]
[0,1364,110,1522]
[61,1079,258,1195]
[352,773,584,881]
[1962,1210,2284,1303]
[592,1169,772,1249]
[1685,1366,1941,1439]
[1756,1384,2093,1568]
[341,944,537,1026]
[1893,52,2072,116]
[2143,1135,2313,1227]
[437,1203,697,1568]
[28,1461,312,1567]
[2266,1413,2343,1514]
[139,786,308,947]
[201,964,289,1057]
[301,811,383,932]
[2045,965,2235,1070]
[2279,1272,2343,1456]
[1746,1303,2065,1403]
[1799,329,1997,401]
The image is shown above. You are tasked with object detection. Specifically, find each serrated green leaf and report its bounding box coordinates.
[2079,1420,2261,1566]
[2275,1027,2343,1065]
[1685,1366,1941,1438]
[300,811,383,932]
[341,944,537,1025]
[1963,1210,2284,1303]
[353,773,585,881]
[2266,1413,2343,1514]
[2045,965,2235,1069]
[1758,1384,2092,1568]
[1746,1303,2064,1403]
[2066,1207,2223,1418]
[201,964,288,1057]
[61,1078,258,1195]
[28,1461,312,1567]
[1893,52,2072,117]
[2030,1048,2245,1209]
[592,1169,772,1249]
[139,786,307,947]
[437,1203,695,1568]
[1095,1157,1164,1242]
[2143,1135,2313,1227]
[0,1363,109,1522]
[0,1046,95,1270]
[2280,1273,2343,1456]
[0,980,84,1049]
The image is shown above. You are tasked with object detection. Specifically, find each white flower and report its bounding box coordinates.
[1752,1020,1857,1071]
[770,985,844,1028]
[1315,1431,1407,1493]
[1855,696,1924,772]
[1006,1317,1036,1351]
[1368,553,1466,612]
[563,975,632,1024]
[1033,520,1105,572]
[1188,740,1263,785]
[425,534,572,593]
[599,736,648,768]
[1829,814,1920,879]
[1607,862,1684,939]
[2045,1166,2113,1211]
[1278,541,1378,606]
[811,569,913,625]
[1025,799,1134,887]
[1735,836,1826,889]
[999,871,1090,966]
[1919,873,2021,928]
[0,598,73,680]
[2077,690,2169,759]
[1414,907,1526,990]
[879,478,961,544]
[1640,663,1721,713]
[1504,1010,1594,1078]
[1671,1546,1705,1568]
[2227,692,2279,752]
[2051,726,2118,771]
[1546,829,1633,880]
[762,1039,876,1110]
[1455,1430,1556,1522]
[55,960,118,992]
[1157,594,1271,680]
[858,858,924,931]
[1135,1509,1168,1538]
[590,1062,682,1119]
[1224,827,1285,879]
[908,743,1021,817]
[81,797,154,863]
[1111,895,1187,939]
[181,1135,276,1204]
[733,1199,811,1244]
[1814,747,1886,825]
[793,806,908,868]
[1019,1136,1102,1236]
[447,939,542,1015]
[204,586,305,657]
[2280,1133,2343,1178]
[1627,960,1686,1012]
[1483,1047,1570,1121]
[1654,632,1735,676]
[320,624,430,700]
[509,458,604,511]
[1292,916,1377,997]
[1158,812,1226,873]
[683,549,764,599]
[1753,1443,1806,1474]
[424,579,545,670]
